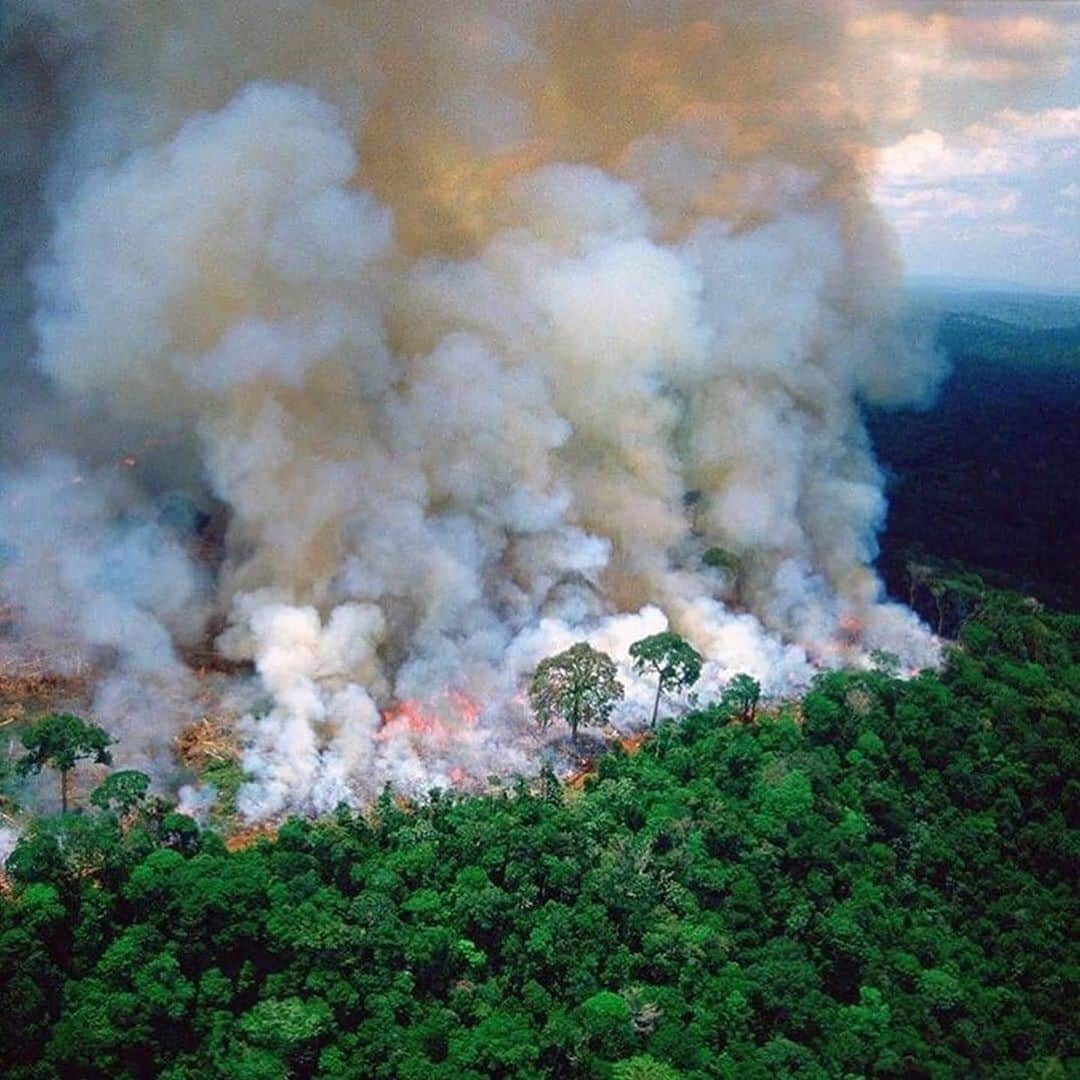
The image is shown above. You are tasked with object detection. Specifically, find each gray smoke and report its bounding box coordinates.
[1,1,946,818]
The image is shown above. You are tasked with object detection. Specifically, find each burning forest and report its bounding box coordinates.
[0,0,947,821]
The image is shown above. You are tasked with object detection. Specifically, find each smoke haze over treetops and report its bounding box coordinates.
[1,1,948,818]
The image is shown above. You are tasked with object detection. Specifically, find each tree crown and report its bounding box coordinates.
[629,631,703,692]
[18,713,113,776]
[529,642,624,733]
[91,770,151,815]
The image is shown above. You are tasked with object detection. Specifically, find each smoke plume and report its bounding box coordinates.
[1,1,945,818]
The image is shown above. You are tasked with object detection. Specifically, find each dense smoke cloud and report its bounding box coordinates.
[1,1,945,817]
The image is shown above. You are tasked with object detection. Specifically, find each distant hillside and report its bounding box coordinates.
[872,289,1080,609]
[935,314,1080,377]
[905,280,1080,330]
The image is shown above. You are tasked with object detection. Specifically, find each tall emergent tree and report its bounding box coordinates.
[530,642,624,744]
[629,631,703,728]
[17,713,113,813]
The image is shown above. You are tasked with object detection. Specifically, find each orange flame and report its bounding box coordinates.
[837,612,863,644]
[377,690,484,789]
[380,699,448,738]
[447,689,482,724]
[378,688,482,740]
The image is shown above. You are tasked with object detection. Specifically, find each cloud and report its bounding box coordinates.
[875,103,1080,235]
[875,184,1020,227]
[840,2,1080,288]
[879,106,1080,190]
[878,129,1015,185]
[986,221,1048,239]
[990,106,1080,141]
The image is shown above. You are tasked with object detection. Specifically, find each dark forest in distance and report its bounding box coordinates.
[871,285,1080,615]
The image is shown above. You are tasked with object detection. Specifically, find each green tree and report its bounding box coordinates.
[238,995,333,1062]
[723,674,761,723]
[578,990,635,1059]
[448,1011,540,1074]
[17,713,112,813]
[0,748,19,816]
[613,1054,684,1080]
[629,631,703,728]
[6,812,126,889]
[91,769,151,817]
[529,642,624,744]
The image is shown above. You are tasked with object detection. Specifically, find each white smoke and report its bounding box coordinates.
[0,826,18,867]
[1,1,947,817]
[0,457,207,674]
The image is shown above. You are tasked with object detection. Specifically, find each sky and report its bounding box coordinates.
[865,1,1080,291]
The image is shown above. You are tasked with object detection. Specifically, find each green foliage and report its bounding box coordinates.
[721,673,761,723]
[613,1055,684,1080]
[91,770,151,816]
[201,757,246,821]
[529,641,624,742]
[0,585,1076,1078]
[16,713,113,813]
[0,749,20,814]
[630,632,703,728]
[869,649,901,677]
[239,995,333,1058]
[578,990,634,1057]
